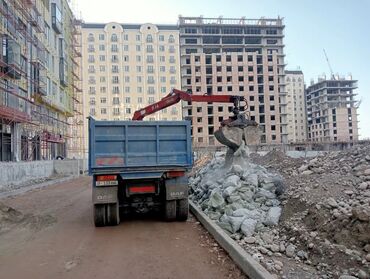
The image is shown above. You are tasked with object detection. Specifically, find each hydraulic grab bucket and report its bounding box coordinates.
[214,112,260,151]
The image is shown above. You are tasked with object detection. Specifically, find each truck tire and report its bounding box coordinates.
[176,198,189,221]
[94,204,106,227]
[107,203,120,226]
[164,200,176,221]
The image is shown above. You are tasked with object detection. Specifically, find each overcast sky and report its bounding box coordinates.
[73,0,370,139]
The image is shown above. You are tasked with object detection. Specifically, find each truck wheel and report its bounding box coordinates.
[107,203,120,226]
[94,204,106,227]
[176,198,189,221]
[164,200,176,221]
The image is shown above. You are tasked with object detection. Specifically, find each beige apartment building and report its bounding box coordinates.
[179,16,287,147]
[0,0,80,161]
[81,22,182,156]
[306,77,359,142]
[285,70,307,142]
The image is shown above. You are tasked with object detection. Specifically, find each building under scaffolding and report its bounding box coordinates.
[0,0,82,161]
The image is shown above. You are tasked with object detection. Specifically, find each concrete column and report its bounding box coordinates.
[11,123,21,162]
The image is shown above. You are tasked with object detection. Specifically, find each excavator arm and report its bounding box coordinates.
[132,89,246,121]
[132,88,259,150]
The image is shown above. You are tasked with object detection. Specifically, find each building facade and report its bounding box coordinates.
[285,70,307,142]
[81,22,182,157]
[179,16,287,146]
[0,0,79,161]
[306,76,359,142]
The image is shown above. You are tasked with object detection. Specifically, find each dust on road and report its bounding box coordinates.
[0,176,245,279]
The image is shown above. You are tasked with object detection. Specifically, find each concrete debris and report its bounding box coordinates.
[192,143,370,278]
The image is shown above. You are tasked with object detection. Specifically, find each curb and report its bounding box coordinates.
[0,175,81,199]
[189,200,275,279]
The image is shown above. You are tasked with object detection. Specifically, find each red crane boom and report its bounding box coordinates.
[132,89,246,121]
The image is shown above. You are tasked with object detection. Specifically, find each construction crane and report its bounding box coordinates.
[323,49,334,79]
[132,89,259,150]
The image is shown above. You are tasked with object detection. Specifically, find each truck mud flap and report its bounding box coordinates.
[92,186,118,204]
[165,177,188,200]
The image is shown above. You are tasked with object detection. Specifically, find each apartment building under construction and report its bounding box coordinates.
[306,76,359,142]
[179,16,287,146]
[0,0,82,161]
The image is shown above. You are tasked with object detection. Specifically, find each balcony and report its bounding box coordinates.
[2,37,22,80]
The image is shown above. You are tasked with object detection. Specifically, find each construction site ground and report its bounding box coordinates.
[0,176,245,279]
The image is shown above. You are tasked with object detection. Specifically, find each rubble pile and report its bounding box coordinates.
[190,144,370,279]
[189,143,285,246]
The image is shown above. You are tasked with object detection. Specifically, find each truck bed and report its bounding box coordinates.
[88,118,193,175]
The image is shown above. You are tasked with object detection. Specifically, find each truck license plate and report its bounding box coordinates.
[96,181,118,186]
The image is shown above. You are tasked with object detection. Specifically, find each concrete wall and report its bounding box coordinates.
[0,159,89,187]
[0,161,54,187]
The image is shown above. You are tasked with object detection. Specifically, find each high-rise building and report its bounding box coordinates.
[81,22,182,157]
[285,70,307,142]
[0,0,80,161]
[306,76,359,142]
[178,16,287,146]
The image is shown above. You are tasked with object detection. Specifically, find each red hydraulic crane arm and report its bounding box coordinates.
[132,89,242,120]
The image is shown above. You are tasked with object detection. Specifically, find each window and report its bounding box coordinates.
[159,45,165,52]
[147,65,154,73]
[160,76,166,83]
[89,97,95,105]
[125,97,131,103]
[169,56,175,63]
[146,34,153,43]
[161,87,166,93]
[100,65,105,72]
[159,56,165,62]
[112,86,119,94]
[112,76,119,84]
[123,34,128,40]
[99,34,105,40]
[88,33,94,42]
[125,87,130,93]
[124,66,130,72]
[147,45,153,53]
[111,34,118,42]
[147,76,155,84]
[147,55,154,63]
[100,86,106,93]
[148,87,155,94]
[136,45,141,51]
[159,35,164,41]
[168,35,175,43]
[136,34,141,41]
[123,55,129,62]
[111,44,118,52]
[137,87,143,93]
[111,55,118,63]
[137,76,142,83]
[112,97,120,105]
[101,108,107,114]
[136,55,141,62]
[100,76,106,82]
[99,44,105,51]
[126,108,131,114]
[88,55,95,63]
[123,45,129,51]
[112,65,119,73]
[100,97,107,104]
[113,108,120,115]
[124,76,130,82]
[169,66,176,74]
[169,46,175,53]
[136,66,142,72]
[138,97,143,103]
[160,66,165,72]
[148,97,155,104]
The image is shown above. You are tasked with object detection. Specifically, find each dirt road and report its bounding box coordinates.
[0,176,245,279]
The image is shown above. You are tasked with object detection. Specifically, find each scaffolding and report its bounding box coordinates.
[0,0,79,161]
[67,17,85,159]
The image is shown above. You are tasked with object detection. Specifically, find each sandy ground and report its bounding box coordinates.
[0,176,245,279]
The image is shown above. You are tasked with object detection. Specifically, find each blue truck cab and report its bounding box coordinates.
[88,117,193,226]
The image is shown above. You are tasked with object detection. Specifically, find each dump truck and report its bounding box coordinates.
[89,118,193,226]
[89,88,258,227]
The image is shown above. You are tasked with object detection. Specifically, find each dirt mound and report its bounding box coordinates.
[250,144,370,278]
[0,202,56,234]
